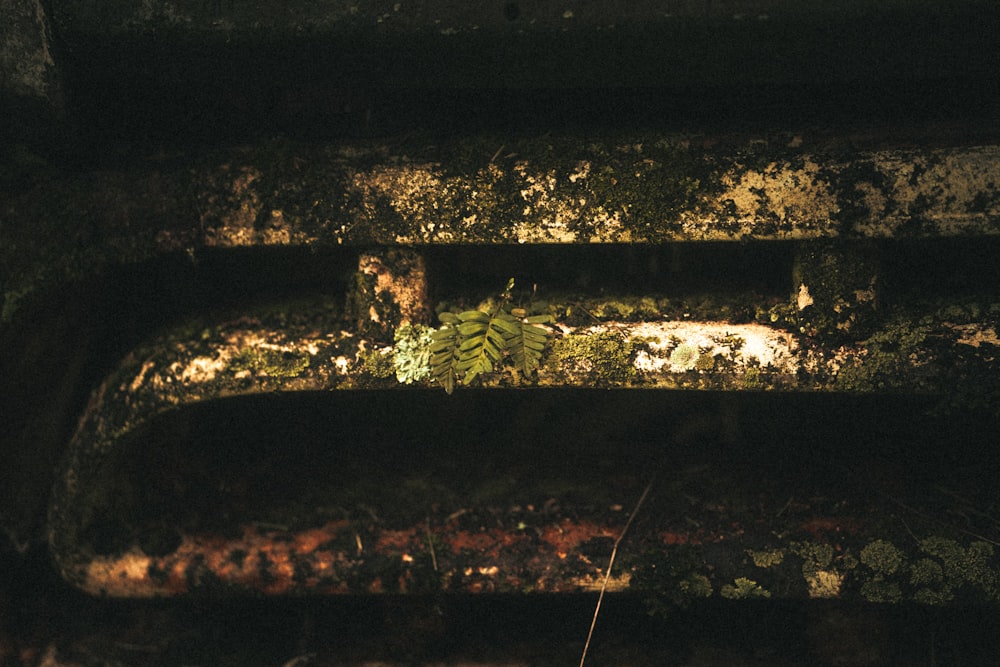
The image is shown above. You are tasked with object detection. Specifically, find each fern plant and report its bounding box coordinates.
[430,279,552,393]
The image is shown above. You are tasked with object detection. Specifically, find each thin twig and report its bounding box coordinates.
[579,479,654,667]
[426,518,438,572]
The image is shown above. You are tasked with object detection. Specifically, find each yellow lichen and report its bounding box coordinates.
[807,569,844,599]
[749,548,785,568]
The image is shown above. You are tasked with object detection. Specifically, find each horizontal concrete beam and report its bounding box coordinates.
[5,138,999,323]
[48,278,1000,597]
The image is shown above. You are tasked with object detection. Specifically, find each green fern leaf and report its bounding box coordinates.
[491,313,520,337]
[454,308,510,385]
[459,310,490,323]
[429,317,460,394]
[428,279,552,392]
[509,319,551,375]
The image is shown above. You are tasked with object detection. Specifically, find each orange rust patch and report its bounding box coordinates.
[447,529,499,553]
[81,520,352,597]
[294,521,348,551]
[538,519,618,554]
[376,529,419,551]
[444,527,531,559]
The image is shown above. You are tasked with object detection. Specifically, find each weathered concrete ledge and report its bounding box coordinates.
[48,282,1000,597]
[4,138,999,323]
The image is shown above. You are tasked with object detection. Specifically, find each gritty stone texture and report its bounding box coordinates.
[4,139,999,324]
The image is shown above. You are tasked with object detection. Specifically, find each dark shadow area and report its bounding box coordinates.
[48,4,1000,150]
[78,389,1000,557]
[4,557,1000,665]
[881,236,1000,303]
[425,242,795,300]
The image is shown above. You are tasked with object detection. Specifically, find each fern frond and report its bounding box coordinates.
[427,279,553,392]
[491,312,521,337]
[429,314,460,394]
[454,308,513,385]
[508,315,552,375]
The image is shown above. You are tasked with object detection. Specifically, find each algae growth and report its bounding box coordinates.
[228,347,310,378]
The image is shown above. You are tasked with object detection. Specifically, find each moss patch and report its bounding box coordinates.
[548,329,636,386]
[749,548,785,569]
[228,347,310,378]
[721,577,771,600]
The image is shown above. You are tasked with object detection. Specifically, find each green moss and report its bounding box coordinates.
[834,317,933,392]
[792,541,833,571]
[749,548,785,568]
[679,573,713,600]
[919,537,998,600]
[720,577,770,600]
[588,297,662,321]
[549,330,636,385]
[573,143,711,241]
[1,282,36,324]
[360,347,395,379]
[861,578,903,603]
[853,537,1000,605]
[759,301,798,329]
[632,546,713,616]
[228,347,310,378]
[911,585,954,605]
[859,541,907,602]
[741,365,763,390]
[909,558,951,605]
[695,352,716,372]
[860,540,905,575]
[910,557,945,586]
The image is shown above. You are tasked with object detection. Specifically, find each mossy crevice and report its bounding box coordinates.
[547,329,637,387]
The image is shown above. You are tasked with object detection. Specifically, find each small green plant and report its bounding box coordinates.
[429,278,552,393]
[720,577,771,600]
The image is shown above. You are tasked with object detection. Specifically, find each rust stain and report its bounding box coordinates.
[75,517,640,597]
[70,511,874,598]
[538,518,618,553]
[445,527,531,558]
[375,529,419,552]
